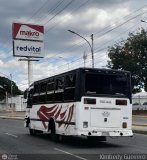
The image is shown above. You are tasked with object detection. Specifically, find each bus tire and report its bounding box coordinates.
[29,128,36,136]
[58,135,66,142]
[48,119,57,141]
[28,123,36,136]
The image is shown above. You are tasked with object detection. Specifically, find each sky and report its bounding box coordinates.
[0,0,147,91]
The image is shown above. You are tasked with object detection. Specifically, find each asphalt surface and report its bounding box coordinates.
[0,119,147,160]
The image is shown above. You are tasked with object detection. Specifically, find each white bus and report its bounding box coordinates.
[24,68,133,141]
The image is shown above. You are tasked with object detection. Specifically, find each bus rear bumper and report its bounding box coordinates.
[78,130,133,137]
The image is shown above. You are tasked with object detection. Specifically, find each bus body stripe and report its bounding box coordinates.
[37,104,75,129]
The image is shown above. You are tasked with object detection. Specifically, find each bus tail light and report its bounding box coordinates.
[84,98,96,104]
[116,99,127,105]
[83,121,88,128]
[122,122,127,128]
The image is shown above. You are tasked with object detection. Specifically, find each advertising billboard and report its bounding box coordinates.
[13,40,44,58]
[12,23,44,58]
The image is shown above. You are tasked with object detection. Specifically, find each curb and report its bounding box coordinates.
[133,130,147,135]
[0,116,24,120]
[133,115,147,118]
[133,124,147,127]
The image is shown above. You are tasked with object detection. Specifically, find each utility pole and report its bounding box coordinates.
[83,51,87,67]
[91,34,94,68]
[10,74,13,112]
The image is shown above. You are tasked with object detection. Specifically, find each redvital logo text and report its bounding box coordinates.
[19,30,39,37]
[16,46,41,53]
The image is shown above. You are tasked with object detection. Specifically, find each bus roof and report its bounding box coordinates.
[33,67,130,85]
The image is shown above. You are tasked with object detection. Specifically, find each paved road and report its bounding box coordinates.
[0,119,147,160]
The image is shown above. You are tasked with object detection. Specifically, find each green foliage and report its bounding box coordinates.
[0,76,22,101]
[107,28,147,93]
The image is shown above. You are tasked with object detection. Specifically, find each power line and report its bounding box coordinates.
[37,0,66,23]
[41,4,147,65]
[45,0,75,32]
[45,18,145,74]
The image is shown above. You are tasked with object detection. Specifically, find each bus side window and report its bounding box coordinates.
[64,74,76,101]
[27,89,33,108]
[46,78,55,102]
[39,82,47,103]
[24,90,27,99]
[55,77,64,102]
[33,84,40,104]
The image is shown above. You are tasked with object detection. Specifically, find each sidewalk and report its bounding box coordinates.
[132,115,147,134]
[0,111,25,120]
[0,111,147,134]
[132,125,147,134]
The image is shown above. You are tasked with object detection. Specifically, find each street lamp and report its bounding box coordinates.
[68,30,94,68]
[141,20,147,23]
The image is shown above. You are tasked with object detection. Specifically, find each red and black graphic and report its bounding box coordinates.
[13,23,44,39]
[37,104,74,129]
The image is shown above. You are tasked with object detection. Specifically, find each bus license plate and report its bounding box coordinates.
[102,132,109,136]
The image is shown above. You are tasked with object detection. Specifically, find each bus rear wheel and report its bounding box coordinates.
[28,123,37,136]
[48,119,57,141]
[29,128,36,136]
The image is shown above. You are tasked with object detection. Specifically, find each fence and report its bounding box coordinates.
[132,105,147,110]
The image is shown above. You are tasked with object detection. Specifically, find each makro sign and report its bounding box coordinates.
[13,23,44,41]
[12,23,44,58]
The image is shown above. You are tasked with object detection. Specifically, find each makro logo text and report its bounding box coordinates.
[16,46,41,53]
[19,30,39,37]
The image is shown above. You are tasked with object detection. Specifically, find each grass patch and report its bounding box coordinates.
[133,110,147,116]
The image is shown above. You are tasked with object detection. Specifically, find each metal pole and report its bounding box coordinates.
[19,58,39,88]
[10,74,13,112]
[91,34,94,68]
[83,51,87,68]
[28,58,31,87]
[5,91,8,110]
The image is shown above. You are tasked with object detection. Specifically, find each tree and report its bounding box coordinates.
[107,28,147,93]
[0,76,22,101]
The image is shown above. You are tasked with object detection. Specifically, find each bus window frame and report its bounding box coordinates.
[46,78,55,103]
[27,88,33,108]
[64,73,76,102]
[81,70,131,103]
[39,82,47,103]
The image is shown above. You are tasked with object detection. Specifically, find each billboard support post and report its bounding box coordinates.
[19,58,39,87]
[28,58,31,87]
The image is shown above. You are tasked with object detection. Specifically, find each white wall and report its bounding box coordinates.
[8,95,27,111]
[0,103,7,111]
[132,96,147,105]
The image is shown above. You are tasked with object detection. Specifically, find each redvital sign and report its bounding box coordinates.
[14,40,44,58]
[12,23,44,58]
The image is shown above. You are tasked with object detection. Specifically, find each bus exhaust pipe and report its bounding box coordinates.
[120,133,123,136]
[88,132,91,136]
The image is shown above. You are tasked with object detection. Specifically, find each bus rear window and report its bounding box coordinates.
[85,73,128,96]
